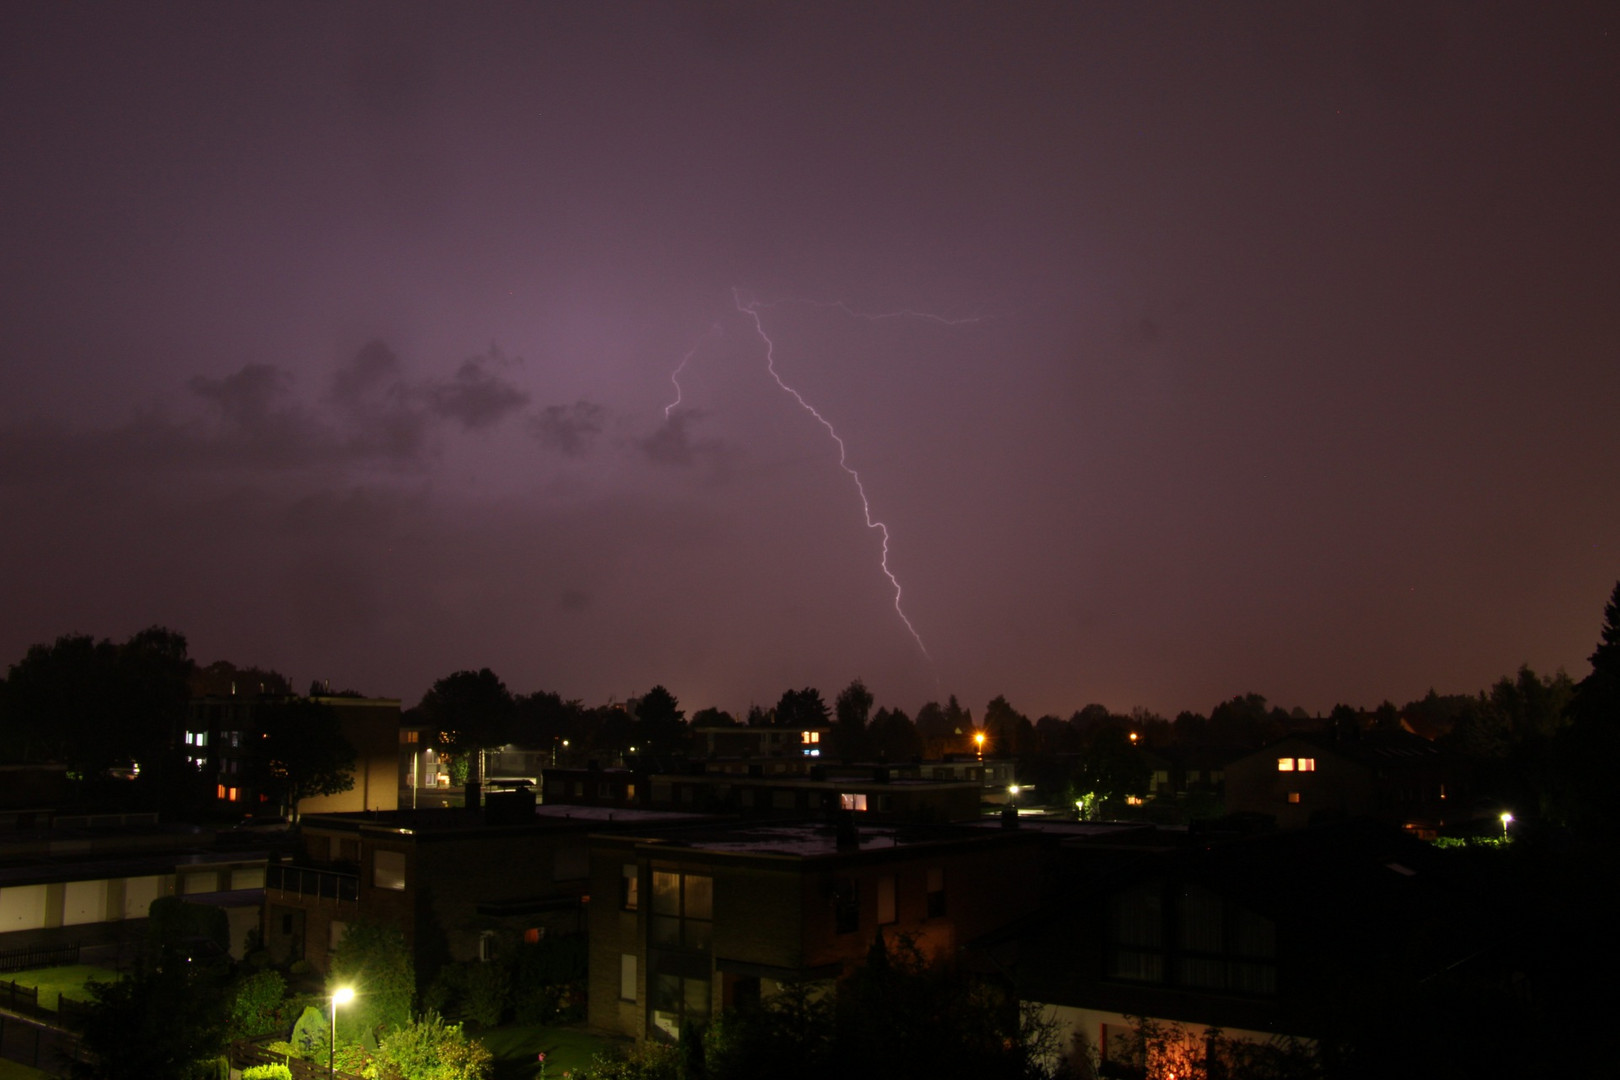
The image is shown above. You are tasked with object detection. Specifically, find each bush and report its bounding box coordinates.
[228,969,288,1040]
[243,1066,294,1080]
[366,1011,492,1080]
[462,961,510,1028]
[289,1005,330,1059]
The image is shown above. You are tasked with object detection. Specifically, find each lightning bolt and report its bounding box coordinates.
[733,288,933,661]
[665,323,722,420]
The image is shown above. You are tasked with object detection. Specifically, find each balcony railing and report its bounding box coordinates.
[266,862,359,902]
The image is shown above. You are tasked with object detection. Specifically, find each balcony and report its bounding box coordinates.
[266,863,359,903]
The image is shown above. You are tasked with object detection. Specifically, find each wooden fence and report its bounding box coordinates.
[230,1039,365,1080]
[0,943,80,974]
[0,976,94,1032]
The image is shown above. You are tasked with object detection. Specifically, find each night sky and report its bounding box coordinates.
[2,3,1616,720]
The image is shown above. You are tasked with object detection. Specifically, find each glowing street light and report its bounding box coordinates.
[330,985,354,1079]
[973,731,986,760]
[1500,811,1513,839]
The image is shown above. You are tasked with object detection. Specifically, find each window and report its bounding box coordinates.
[926,867,946,918]
[649,871,713,951]
[374,850,407,890]
[330,920,348,952]
[1296,758,1316,772]
[651,972,710,1042]
[877,875,897,925]
[622,864,640,910]
[801,731,820,744]
[479,931,496,962]
[1276,757,1294,772]
[1107,880,1164,983]
[840,793,868,812]
[1287,792,1301,805]
[403,730,419,743]
[226,787,239,802]
[620,954,637,1001]
[833,878,858,934]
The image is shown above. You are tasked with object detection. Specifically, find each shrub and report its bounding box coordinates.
[228,969,288,1040]
[366,1011,492,1080]
[242,1066,294,1080]
[462,961,510,1028]
[289,1005,330,1059]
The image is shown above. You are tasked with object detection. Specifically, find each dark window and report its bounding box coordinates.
[926,867,946,918]
[833,878,858,934]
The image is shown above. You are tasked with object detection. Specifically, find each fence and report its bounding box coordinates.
[0,943,80,974]
[0,976,95,1032]
[231,1039,366,1080]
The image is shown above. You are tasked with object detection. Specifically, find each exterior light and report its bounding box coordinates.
[1500,811,1513,839]
[973,731,986,760]
[330,986,355,1078]
[1129,732,1139,744]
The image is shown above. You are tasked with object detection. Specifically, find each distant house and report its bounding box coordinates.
[184,693,401,815]
[543,763,982,824]
[0,811,266,965]
[1223,730,1461,834]
[587,817,1046,1043]
[999,820,1496,1075]
[263,799,709,975]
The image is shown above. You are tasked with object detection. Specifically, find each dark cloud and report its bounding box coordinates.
[639,412,730,471]
[427,350,530,431]
[530,401,607,458]
[189,364,293,432]
[330,340,429,463]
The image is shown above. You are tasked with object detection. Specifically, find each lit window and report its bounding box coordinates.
[801,731,820,744]
[1296,758,1316,772]
[622,864,640,910]
[227,787,239,801]
[804,748,821,757]
[1287,792,1301,805]
[1126,795,1145,806]
[374,849,407,891]
[620,954,637,1002]
[1277,758,1294,772]
[216,784,226,799]
[840,793,868,812]
[877,875,897,925]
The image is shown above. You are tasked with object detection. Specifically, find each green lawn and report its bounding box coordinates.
[3,966,117,1010]
[0,1059,56,1080]
[479,1024,614,1080]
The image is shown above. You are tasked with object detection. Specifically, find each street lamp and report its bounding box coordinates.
[330,985,354,1079]
[1500,811,1513,839]
[973,731,986,760]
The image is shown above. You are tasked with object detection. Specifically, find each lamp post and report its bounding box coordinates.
[329,986,354,1079]
[973,731,986,761]
[1500,811,1513,840]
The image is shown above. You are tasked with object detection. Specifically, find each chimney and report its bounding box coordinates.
[835,810,859,851]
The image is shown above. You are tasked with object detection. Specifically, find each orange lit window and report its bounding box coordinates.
[216,784,226,799]
[1125,795,1145,806]
[227,787,239,802]
[1287,792,1301,805]
[1297,758,1316,772]
[802,731,820,744]
[840,793,868,811]
[523,927,541,945]
[1277,758,1294,772]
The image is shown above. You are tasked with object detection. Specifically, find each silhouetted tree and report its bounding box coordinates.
[74,953,230,1080]
[419,669,516,793]
[243,696,357,820]
[870,706,923,761]
[774,687,830,729]
[2,626,192,782]
[1548,582,1620,830]
[634,685,687,755]
[833,679,875,760]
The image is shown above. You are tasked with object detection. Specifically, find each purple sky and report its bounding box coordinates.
[2,3,1616,721]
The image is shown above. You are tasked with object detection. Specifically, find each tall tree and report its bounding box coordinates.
[2,626,192,776]
[634,685,687,756]
[74,955,230,1080]
[244,696,357,820]
[774,687,830,729]
[832,679,875,761]
[1549,582,1620,830]
[419,669,516,794]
